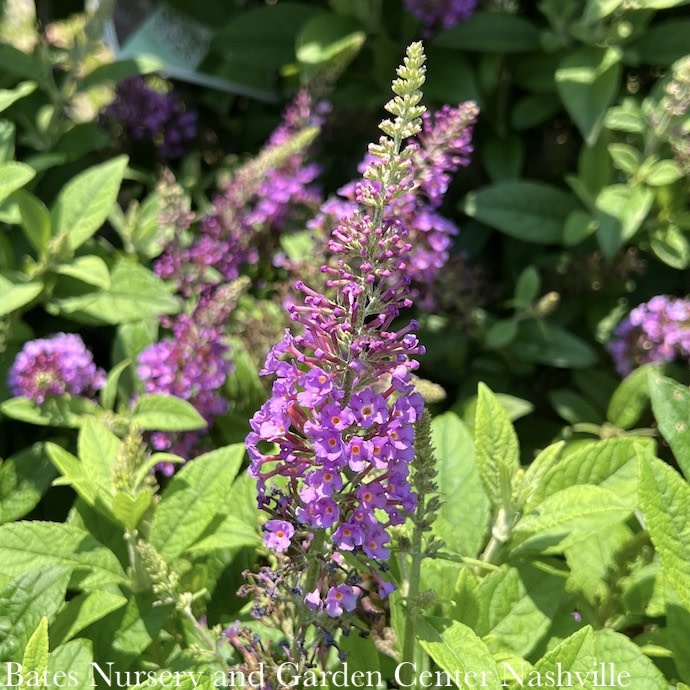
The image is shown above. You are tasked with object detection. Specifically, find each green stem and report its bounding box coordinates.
[124,529,149,592]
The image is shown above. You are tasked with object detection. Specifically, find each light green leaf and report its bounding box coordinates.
[667,580,690,684]
[0,272,43,317]
[22,617,49,680]
[150,444,245,561]
[51,590,128,646]
[593,629,665,689]
[639,453,690,610]
[0,443,57,524]
[14,188,51,255]
[0,522,127,588]
[527,437,643,510]
[431,412,490,557]
[130,394,206,432]
[605,103,646,132]
[112,492,152,532]
[51,156,128,251]
[0,567,71,661]
[515,627,595,688]
[416,616,502,689]
[512,485,632,554]
[556,48,621,145]
[649,374,690,479]
[645,159,683,186]
[563,210,597,246]
[100,358,131,411]
[434,11,539,52]
[80,55,164,90]
[608,143,641,175]
[186,513,260,554]
[595,184,654,259]
[476,564,566,657]
[474,383,520,506]
[0,81,36,112]
[462,181,579,244]
[0,395,101,428]
[0,161,35,204]
[296,13,364,67]
[649,225,690,270]
[54,255,111,288]
[52,259,178,324]
[607,363,657,429]
[48,639,94,690]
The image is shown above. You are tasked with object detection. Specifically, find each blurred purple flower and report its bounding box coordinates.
[405,0,478,32]
[607,295,690,376]
[8,333,105,403]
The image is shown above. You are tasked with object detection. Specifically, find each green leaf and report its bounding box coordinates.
[482,135,524,183]
[607,363,657,429]
[605,103,646,132]
[0,161,35,204]
[0,272,43,317]
[511,93,562,130]
[0,81,36,112]
[150,444,245,561]
[54,255,111,288]
[556,47,621,145]
[608,143,641,175]
[527,437,643,511]
[512,485,632,554]
[296,13,364,66]
[0,120,15,162]
[130,394,207,432]
[514,627,595,687]
[0,443,57,524]
[667,581,690,684]
[53,258,178,324]
[486,319,518,349]
[649,374,690,479]
[548,388,604,425]
[474,383,520,506]
[416,616,502,689]
[0,395,100,428]
[563,210,597,246]
[80,55,164,90]
[638,453,690,610]
[48,639,94,690]
[0,522,127,588]
[434,11,539,52]
[112,492,152,532]
[22,617,49,679]
[475,564,566,657]
[14,188,51,255]
[462,181,579,244]
[51,590,128,646]
[424,48,480,104]
[431,413,490,557]
[645,159,683,186]
[595,184,654,258]
[51,156,128,252]
[633,19,690,65]
[593,629,666,689]
[649,225,690,269]
[0,567,71,661]
[513,266,540,306]
[186,513,260,554]
[100,358,131,411]
[512,321,597,368]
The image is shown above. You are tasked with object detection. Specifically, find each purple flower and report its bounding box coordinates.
[102,77,197,159]
[405,0,478,33]
[263,520,295,553]
[8,333,105,404]
[324,585,358,617]
[607,295,690,376]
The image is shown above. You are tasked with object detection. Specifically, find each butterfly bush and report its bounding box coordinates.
[8,333,105,403]
[607,295,690,376]
[239,42,431,673]
[310,101,478,308]
[101,76,198,159]
[405,0,478,33]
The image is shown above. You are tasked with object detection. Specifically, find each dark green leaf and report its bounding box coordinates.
[512,321,597,368]
[434,11,539,52]
[633,19,690,65]
[462,181,579,244]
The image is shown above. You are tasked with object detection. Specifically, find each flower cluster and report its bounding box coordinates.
[607,295,690,376]
[245,44,429,653]
[310,101,478,307]
[154,90,323,297]
[102,76,197,159]
[137,281,246,469]
[8,333,105,403]
[405,0,479,33]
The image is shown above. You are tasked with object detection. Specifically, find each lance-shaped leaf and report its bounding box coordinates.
[649,374,690,480]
